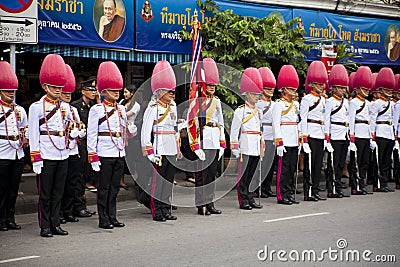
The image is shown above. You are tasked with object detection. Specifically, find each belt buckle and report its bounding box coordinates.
[345,122,349,127]
[115,132,121,138]
[389,122,393,126]
[11,136,18,141]
[59,131,64,137]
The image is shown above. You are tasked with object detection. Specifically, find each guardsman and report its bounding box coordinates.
[300,61,328,201]
[230,67,264,210]
[323,64,349,198]
[370,67,396,192]
[29,54,71,237]
[0,61,28,231]
[254,67,277,198]
[272,65,300,205]
[393,74,400,190]
[87,61,132,229]
[60,64,86,224]
[141,60,181,222]
[367,73,380,188]
[188,58,225,216]
[348,66,373,195]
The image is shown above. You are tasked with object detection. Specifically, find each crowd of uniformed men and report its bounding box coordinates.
[0,54,399,237]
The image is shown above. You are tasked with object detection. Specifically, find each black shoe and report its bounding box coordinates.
[0,223,8,231]
[250,202,263,209]
[198,208,211,215]
[111,220,125,227]
[164,214,177,220]
[239,204,252,210]
[40,228,53,237]
[51,226,68,235]
[119,185,129,190]
[85,209,96,215]
[383,186,395,192]
[351,190,365,195]
[313,193,326,200]
[207,204,222,214]
[264,190,276,197]
[59,217,67,224]
[260,193,270,198]
[327,192,342,198]
[362,187,373,195]
[295,189,303,194]
[75,210,92,218]
[304,196,318,202]
[7,221,21,230]
[318,187,326,192]
[277,199,292,205]
[65,216,79,223]
[99,223,114,229]
[288,196,300,204]
[171,205,177,210]
[153,216,166,222]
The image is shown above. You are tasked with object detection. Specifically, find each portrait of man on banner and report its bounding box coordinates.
[386,25,400,61]
[94,0,126,42]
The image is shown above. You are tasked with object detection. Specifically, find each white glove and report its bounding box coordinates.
[91,161,101,172]
[302,143,311,154]
[218,147,224,160]
[349,142,357,152]
[147,154,160,164]
[231,149,240,158]
[24,127,29,138]
[370,140,377,150]
[69,127,79,139]
[195,149,206,161]
[32,161,43,174]
[326,142,334,153]
[128,123,137,136]
[323,140,327,150]
[177,120,188,132]
[276,146,287,157]
[78,128,86,138]
[394,140,399,151]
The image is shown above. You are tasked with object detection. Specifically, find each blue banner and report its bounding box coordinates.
[294,9,400,66]
[135,0,292,54]
[38,0,134,50]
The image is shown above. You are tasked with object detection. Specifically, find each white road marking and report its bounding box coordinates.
[263,212,330,223]
[0,256,40,264]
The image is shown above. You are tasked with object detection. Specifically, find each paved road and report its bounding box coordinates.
[1,188,399,266]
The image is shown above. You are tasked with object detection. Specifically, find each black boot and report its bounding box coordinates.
[206,203,222,214]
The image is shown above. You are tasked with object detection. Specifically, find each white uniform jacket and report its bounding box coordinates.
[348,96,371,140]
[230,103,262,156]
[141,100,178,156]
[256,97,275,141]
[0,100,27,160]
[272,98,299,147]
[87,100,127,163]
[299,92,325,140]
[324,96,349,141]
[29,96,73,162]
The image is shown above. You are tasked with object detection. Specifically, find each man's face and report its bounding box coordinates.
[333,86,346,98]
[262,88,274,98]
[104,0,116,22]
[82,88,98,100]
[0,90,15,103]
[390,31,397,46]
[283,87,297,100]
[103,89,120,102]
[206,84,216,96]
[311,82,325,94]
[44,85,62,100]
[158,89,175,103]
[60,92,72,103]
[381,88,392,98]
[246,92,260,105]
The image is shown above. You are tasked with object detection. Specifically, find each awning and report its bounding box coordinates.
[21,44,191,64]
